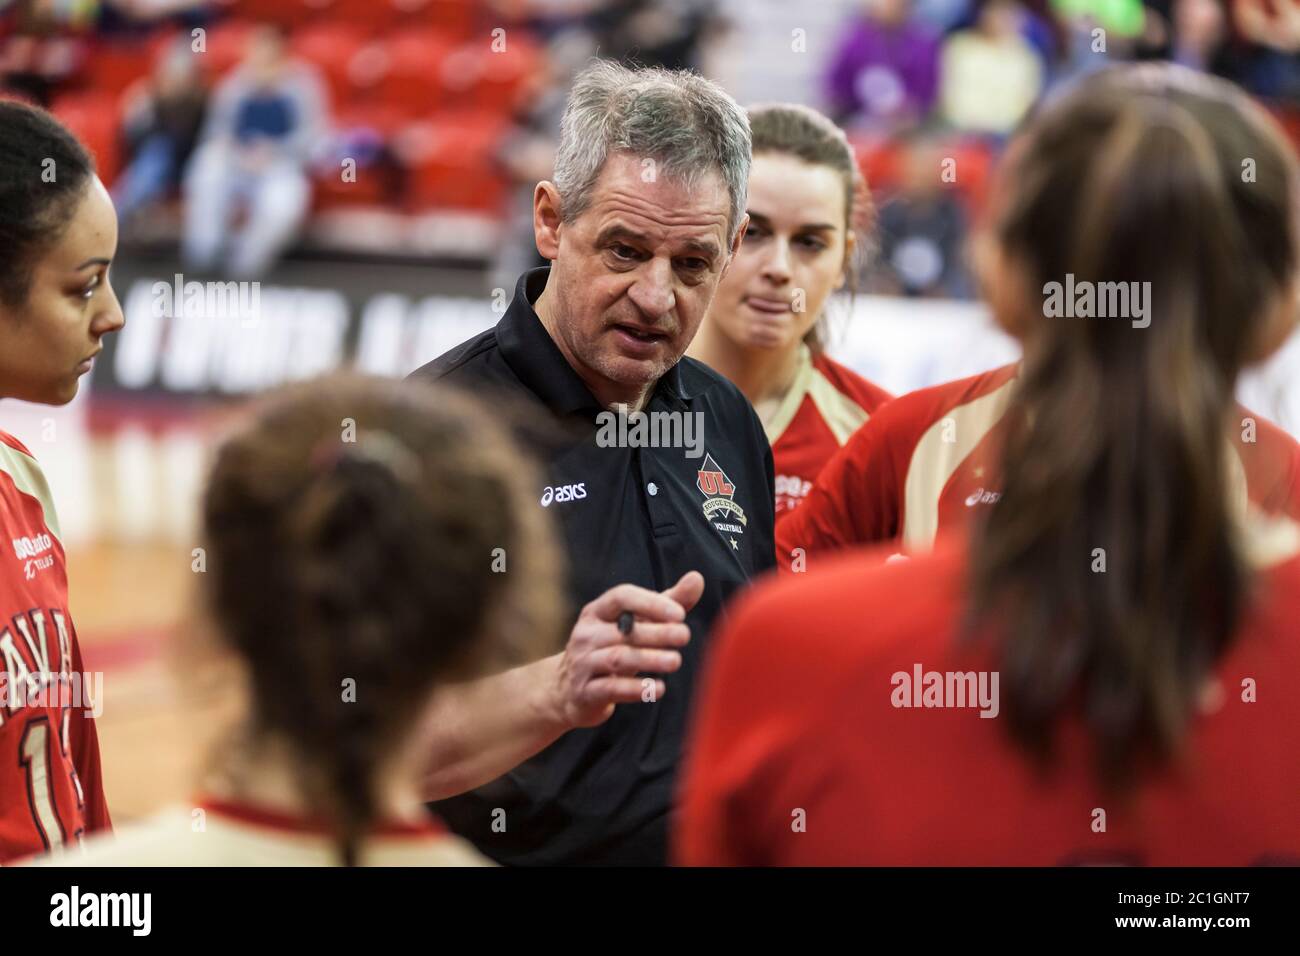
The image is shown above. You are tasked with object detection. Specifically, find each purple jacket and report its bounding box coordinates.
[826,17,941,124]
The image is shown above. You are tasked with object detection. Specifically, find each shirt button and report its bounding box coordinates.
[647,482,659,497]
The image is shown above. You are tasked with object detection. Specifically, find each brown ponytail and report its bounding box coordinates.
[201,374,564,864]
[967,65,1300,788]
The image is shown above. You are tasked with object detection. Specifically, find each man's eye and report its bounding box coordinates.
[743,227,766,242]
[611,244,639,260]
[797,236,827,251]
[679,258,708,272]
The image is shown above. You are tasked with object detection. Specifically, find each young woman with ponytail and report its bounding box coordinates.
[688,104,892,514]
[34,374,564,866]
[677,64,1300,865]
[0,99,121,862]
[774,98,1300,565]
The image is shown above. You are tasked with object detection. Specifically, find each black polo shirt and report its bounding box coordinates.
[408,266,776,866]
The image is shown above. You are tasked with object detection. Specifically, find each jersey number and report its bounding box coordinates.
[19,718,66,850]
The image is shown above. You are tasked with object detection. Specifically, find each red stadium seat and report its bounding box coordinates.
[441,34,541,115]
[292,22,370,103]
[83,41,154,97]
[312,164,390,209]
[375,29,457,120]
[1275,106,1300,154]
[945,139,994,211]
[854,139,903,196]
[50,91,123,187]
[311,0,404,31]
[395,113,509,213]
[391,0,477,38]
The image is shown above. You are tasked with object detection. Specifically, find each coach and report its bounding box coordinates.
[408,59,775,866]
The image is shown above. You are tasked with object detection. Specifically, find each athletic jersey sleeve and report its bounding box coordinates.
[774,395,909,570]
[1233,405,1300,521]
[0,433,111,860]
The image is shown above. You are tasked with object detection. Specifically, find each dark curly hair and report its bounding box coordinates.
[0,98,96,307]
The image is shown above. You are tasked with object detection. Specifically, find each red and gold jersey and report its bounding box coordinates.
[775,363,1300,562]
[0,430,110,862]
[29,798,492,866]
[766,346,892,514]
[677,517,1300,866]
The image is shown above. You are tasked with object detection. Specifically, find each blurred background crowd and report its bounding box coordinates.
[1,0,1298,825]
[3,0,1297,297]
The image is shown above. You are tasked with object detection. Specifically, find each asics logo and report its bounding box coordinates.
[541,483,587,507]
[964,487,1001,508]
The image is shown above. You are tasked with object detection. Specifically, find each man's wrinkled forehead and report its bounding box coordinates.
[580,155,732,253]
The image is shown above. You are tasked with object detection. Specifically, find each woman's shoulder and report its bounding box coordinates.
[808,352,893,416]
[24,803,496,868]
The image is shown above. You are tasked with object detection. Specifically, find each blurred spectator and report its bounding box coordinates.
[951,0,1063,64]
[870,134,972,297]
[587,0,719,69]
[1227,0,1300,102]
[112,39,206,224]
[912,0,976,31]
[181,24,327,278]
[939,0,1044,135]
[1169,0,1228,72]
[1137,0,1228,71]
[96,0,216,38]
[825,0,941,132]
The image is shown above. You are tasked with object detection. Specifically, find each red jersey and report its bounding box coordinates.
[0,430,110,861]
[776,363,1300,561]
[767,346,892,514]
[677,517,1300,865]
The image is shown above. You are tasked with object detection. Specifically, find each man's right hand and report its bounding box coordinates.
[550,571,704,729]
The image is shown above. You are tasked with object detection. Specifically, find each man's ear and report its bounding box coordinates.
[720,213,749,280]
[534,181,563,260]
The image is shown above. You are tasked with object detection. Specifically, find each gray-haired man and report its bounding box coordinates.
[410,60,775,866]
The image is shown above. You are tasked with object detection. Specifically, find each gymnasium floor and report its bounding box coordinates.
[70,542,218,823]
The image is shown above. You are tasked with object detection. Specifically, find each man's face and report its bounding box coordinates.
[543,153,739,398]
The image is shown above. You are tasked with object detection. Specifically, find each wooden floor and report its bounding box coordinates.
[68,543,226,823]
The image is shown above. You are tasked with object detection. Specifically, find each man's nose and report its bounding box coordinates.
[627,258,676,320]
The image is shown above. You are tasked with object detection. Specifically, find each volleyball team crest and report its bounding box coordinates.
[696,453,747,549]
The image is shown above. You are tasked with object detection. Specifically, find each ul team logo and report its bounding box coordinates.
[696,453,747,550]
[696,455,735,498]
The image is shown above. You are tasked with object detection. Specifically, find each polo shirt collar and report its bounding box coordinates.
[496,266,697,416]
[497,267,603,417]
